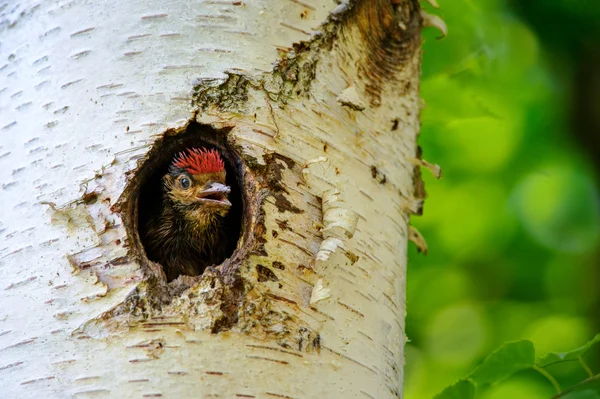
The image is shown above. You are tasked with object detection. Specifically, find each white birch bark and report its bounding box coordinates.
[0,0,423,397]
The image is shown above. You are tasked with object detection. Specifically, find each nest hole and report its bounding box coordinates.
[133,122,244,282]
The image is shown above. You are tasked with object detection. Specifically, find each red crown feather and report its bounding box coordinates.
[172,148,225,174]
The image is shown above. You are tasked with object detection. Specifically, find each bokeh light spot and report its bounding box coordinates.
[445,116,521,173]
[512,166,600,253]
[523,315,592,355]
[425,304,488,366]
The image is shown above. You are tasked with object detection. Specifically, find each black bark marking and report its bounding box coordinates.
[273,193,304,214]
[272,261,285,270]
[256,264,279,282]
[370,165,387,185]
[413,145,427,202]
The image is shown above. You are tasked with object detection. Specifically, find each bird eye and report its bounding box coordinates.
[179,176,191,190]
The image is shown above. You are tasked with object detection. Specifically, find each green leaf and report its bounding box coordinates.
[434,379,475,399]
[537,333,600,368]
[562,390,600,399]
[468,340,535,385]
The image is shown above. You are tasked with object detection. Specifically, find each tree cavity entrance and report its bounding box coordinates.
[133,122,244,282]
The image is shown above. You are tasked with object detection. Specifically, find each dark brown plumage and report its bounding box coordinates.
[144,148,231,281]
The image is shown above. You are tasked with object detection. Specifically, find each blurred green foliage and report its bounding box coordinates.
[406,0,600,397]
[434,336,600,398]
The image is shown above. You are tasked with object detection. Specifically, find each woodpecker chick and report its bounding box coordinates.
[144,148,231,281]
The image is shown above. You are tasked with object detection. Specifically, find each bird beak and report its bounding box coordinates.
[197,183,232,207]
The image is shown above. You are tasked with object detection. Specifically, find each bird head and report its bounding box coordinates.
[164,148,231,225]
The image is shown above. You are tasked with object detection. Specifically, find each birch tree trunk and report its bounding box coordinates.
[0,0,423,397]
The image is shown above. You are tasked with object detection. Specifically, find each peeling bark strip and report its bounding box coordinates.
[0,0,422,397]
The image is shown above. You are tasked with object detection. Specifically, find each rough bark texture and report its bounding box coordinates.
[0,0,422,397]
